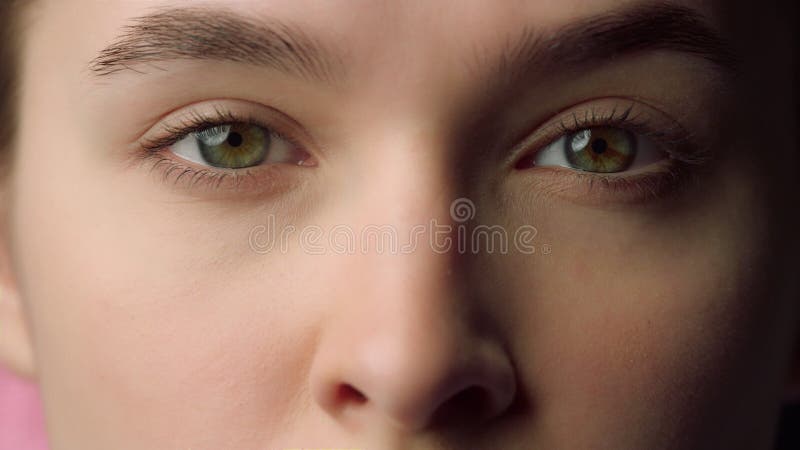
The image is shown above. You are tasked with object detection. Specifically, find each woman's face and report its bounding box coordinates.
[5,0,798,448]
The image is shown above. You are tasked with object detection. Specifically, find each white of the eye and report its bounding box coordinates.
[170,126,299,167]
[534,135,569,167]
[194,125,231,146]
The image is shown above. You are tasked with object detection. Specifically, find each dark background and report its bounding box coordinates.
[774,402,799,449]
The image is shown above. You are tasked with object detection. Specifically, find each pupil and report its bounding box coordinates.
[227,132,243,147]
[591,139,607,154]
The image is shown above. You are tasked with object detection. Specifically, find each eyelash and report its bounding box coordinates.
[514,102,714,204]
[136,105,309,192]
[136,101,713,203]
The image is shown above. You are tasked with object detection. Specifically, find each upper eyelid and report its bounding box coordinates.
[136,99,316,157]
[555,103,636,133]
[136,98,700,172]
[505,98,701,168]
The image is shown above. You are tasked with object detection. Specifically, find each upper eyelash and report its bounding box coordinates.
[539,101,712,167]
[137,100,711,199]
[555,102,637,133]
[138,105,300,154]
[139,105,239,152]
[132,104,311,193]
[509,101,717,203]
[555,103,659,144]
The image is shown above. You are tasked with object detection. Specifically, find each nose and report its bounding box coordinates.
[308,202,517,432]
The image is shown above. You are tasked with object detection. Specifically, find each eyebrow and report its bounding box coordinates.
[89,3,734,87]
[479,2,736,87]
[88,6,344,83]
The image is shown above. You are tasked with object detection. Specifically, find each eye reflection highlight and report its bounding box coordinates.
[565,127,636,173]
[167,121,312,170]
[534,126,661,174]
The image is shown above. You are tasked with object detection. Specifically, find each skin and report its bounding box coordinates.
[0,0,798,449]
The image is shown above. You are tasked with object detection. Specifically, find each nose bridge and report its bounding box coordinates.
[345,126,464,327]
[308,132,516,432]
[342,123,461,264]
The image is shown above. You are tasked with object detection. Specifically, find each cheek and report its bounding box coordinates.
[9,130,323,445]
[486,160,783,447]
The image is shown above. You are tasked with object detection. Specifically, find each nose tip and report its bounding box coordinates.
[424,348,518,429]
[306,179,517,433]
[310,326,517,432]
[388,345,517,431]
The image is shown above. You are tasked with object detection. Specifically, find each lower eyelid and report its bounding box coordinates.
[517,158,703,206]
[126,100,322,197]
[138,152,309,199]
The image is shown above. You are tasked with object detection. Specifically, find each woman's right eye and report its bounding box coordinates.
[171,122,310,169]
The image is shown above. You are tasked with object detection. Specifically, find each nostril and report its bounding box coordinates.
[428,386,493,428]
[336,384,368,405]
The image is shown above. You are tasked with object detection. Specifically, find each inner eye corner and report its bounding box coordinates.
[512,151,538,171]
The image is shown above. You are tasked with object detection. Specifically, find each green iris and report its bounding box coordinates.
[197,124,269,169]
[565,127,636,173]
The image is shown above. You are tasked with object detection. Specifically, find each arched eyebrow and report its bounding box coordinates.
[474,2,736,88]
[88,3,735,86]
[88,5,347,84]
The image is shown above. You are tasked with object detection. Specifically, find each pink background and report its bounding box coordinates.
[0,364,47,450]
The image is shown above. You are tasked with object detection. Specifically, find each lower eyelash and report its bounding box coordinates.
[511,100,715,204]
[148,154,235,188]
[132,103,315,194]
[140,153,274,193]
[527,157,709,206]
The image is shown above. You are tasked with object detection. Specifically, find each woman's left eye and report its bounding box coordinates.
[171,122,308,169]
[532,126,663,173]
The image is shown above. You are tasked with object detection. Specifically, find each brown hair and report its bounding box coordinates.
[0,2,19,172]
[0,0,33,174]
